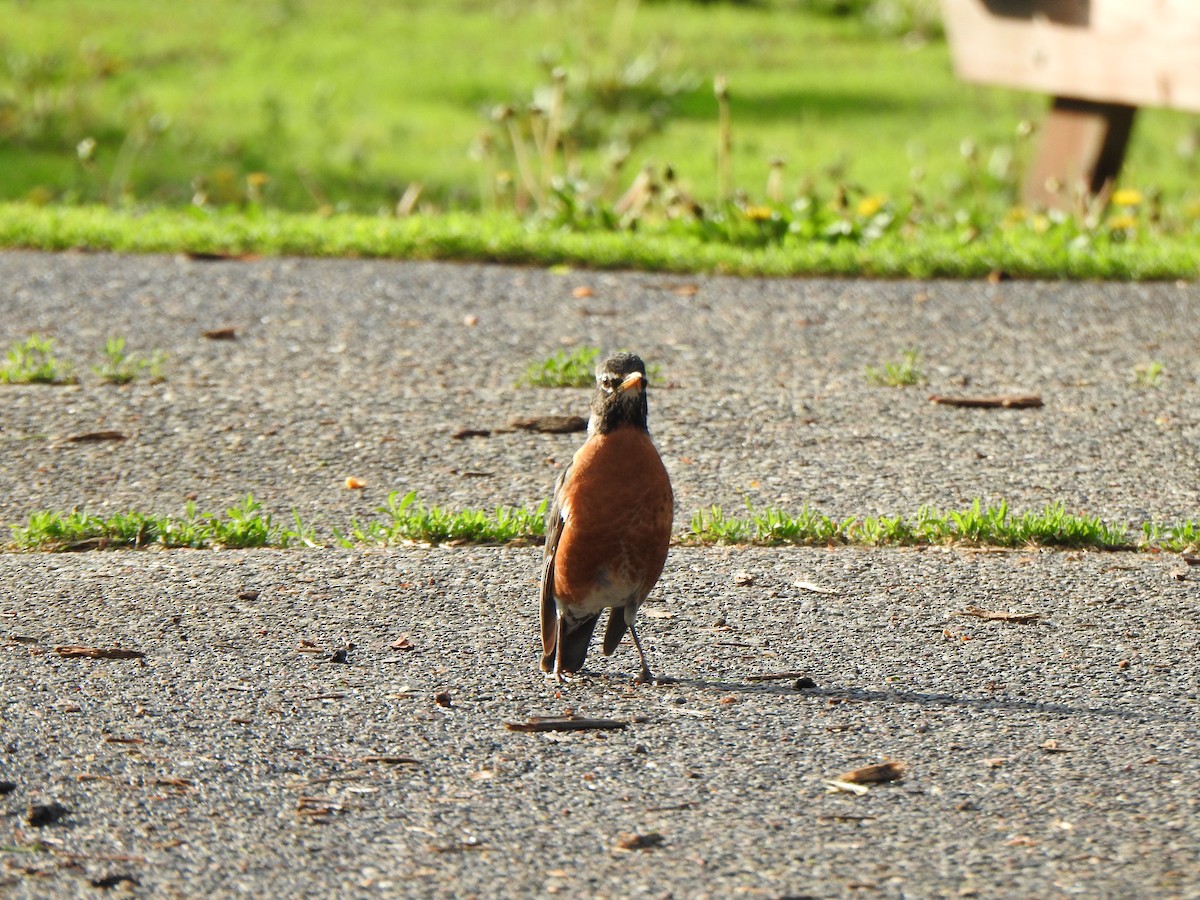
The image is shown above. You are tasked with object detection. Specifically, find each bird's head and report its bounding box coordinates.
[589,352,650,434]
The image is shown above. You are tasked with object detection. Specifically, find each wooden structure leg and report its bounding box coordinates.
[1022,97,1137,209]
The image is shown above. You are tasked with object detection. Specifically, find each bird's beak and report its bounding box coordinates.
[617,371,645,393]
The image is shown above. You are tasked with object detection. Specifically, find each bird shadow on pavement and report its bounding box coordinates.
[587,673,1191,725]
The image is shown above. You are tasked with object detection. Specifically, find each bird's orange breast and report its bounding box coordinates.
[552,427,673,611]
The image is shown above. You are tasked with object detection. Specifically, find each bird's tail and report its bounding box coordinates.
[549,614,600,674]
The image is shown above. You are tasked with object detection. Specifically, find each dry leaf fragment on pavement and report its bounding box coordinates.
[507,415,588,434]
[837,761,906,784]
[67,431,127,443]
[54,646,144,660]
[295,796,341,818]
[956,605,1041,624]
[823,779,871,796]
[201,327,238,340]
[1039,740,1071,753]
[929,394,1043,409]
[793,580,836,594]
[428,838,488,853]
[614,832,665,852]
[505,715,629,733]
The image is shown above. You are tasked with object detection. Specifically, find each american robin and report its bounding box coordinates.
[540,352,674,683]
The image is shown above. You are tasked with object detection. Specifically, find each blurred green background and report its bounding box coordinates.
[4,0,1198,215]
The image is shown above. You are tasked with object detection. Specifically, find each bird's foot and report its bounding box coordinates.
[634,669,676,686]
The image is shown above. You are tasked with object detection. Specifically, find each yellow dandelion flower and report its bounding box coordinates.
[1112,189,1143,207]
[856,195,885,218]
[1032,214,1050,234]
[246,172,270,188]
[1003,206,1028,225]
[1107,214,1137,231]
[743,205,773,221]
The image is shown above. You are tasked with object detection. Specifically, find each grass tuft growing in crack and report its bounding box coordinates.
[93,336,167,384]
[6,496,1197,554]
[334,490,546,547]
[1142,519,1200,553]
[8,495,315,551]
[689,504,851,546]
[0,334,74,385]
[686,500,1135,551]
[1004,502,1129,549]
[1131,361,1164,388]
[518,346,600,388]
[864,349,924,387]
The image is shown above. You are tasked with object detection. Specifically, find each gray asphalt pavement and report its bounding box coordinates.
[1,251,1198,898]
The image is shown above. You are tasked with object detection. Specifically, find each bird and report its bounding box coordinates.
[540,352,674,684]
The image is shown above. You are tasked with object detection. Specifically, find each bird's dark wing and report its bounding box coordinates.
[539,462,571,665]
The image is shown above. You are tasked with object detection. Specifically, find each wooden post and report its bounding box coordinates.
[940,0,1200,209]
[1022,97,1137,208]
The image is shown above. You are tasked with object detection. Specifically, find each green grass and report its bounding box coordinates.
[8,495,315,551]
[0,334,74,385]
[865,348,924,387]
[4,203,1199,279]
[519,346,601,388]
[1132,361,1165,388]
[8,495,1199,554]
[92,336,167,384]
[0,0,1052,211]
[3,1,1200,279]
[689,504,852,545]
[1142,519,1200,550]
[688,500,1139,551]
[1,333,167,385]
[332,490,547,547]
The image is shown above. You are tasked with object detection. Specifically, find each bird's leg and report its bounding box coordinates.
[628,624,656,685]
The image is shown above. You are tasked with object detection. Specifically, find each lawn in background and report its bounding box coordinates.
[4,0,1198,211]
[2,0,1200,277]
